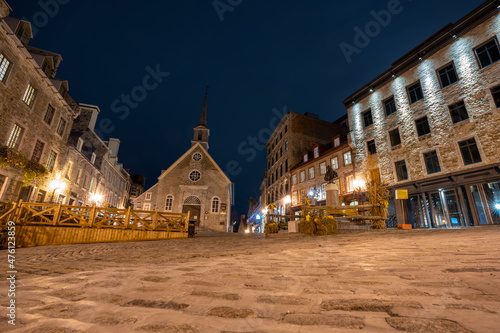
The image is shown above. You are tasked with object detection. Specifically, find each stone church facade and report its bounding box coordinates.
[132,92,233,232]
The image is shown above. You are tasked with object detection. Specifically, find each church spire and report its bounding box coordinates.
[192,85,210,150]
[198,85,208,127]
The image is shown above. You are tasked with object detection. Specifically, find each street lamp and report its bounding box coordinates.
[49,178,66,203]
[90,193,103,206]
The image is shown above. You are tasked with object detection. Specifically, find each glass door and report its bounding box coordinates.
[429,192,447,228]
[408,195,430,228]
[483,182,500,224]
[470,185,491,225]
[442,189,464,227]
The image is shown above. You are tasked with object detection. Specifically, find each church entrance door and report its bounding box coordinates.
[183,196,202,226]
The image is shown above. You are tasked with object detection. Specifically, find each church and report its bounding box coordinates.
[132,91,233,232]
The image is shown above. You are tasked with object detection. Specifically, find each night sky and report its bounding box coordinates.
[8,0,485,215]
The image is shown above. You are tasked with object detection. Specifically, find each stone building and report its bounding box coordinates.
[264,111,349,214]
[129,174,146,203]
[132,92,233,232]
[290,134,355,214]
[343,0,500,227]
[0,4,80,203]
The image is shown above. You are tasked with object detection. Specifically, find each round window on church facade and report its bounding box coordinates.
[189,170,201,182]
[193,153,202,161]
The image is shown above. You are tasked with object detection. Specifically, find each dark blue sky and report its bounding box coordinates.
[9,0,485,214]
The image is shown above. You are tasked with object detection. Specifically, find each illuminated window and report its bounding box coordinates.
[389,128,401,147]
[0,53,13,83]
[449,101,469,123]
[46,150,57,172]
[459,138,482,165]
[300,171,306,182]
[31,140,44,163]
[189,170,201,182]
[415,116,431,136]
[424,151,441,174]
[408,81,424,104]
[344,152,352,165]
[303,154,308,163]
[6,124,24,149]
[334,137,340,147]
[212,197,220,213]
[321,183,327,200]
[309,167,315,179]
[491,85,500,108]
[384,96,397,116]
[437,63,458,88]
[320,162,327,175]
[346,175,354,192]
[395,160,408,181]
[367,139,376,155]
[22,83,37,107]
[363,109,373,127]
[89,178,96,193]
[292,174,297,185]
[143,203,151,211]
[65,161,72,179]
[475,39,500,68]
[44,105,55,125]
[331,157,338,169]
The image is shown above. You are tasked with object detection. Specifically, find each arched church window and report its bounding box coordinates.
[212,197,220,213]
[184,196,201,205]
[193,153,202,161]
[189,170,201,182]
[165,195,173,211]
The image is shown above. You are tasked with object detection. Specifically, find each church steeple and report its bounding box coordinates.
[192,86,210,150]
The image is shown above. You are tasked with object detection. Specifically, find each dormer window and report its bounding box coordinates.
[334,138,340,147]
[90,152,96,164]
[304,154,308,163]
[76,138,84,152]
[15,24,30,45]
[41,59,52,76]
[314,147,319,158]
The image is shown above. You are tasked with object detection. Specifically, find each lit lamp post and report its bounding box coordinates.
[261,207,268,232]
[90,193,103,206]
[283,195,291,222]
[49,178,66,203]
[353,179,366,204]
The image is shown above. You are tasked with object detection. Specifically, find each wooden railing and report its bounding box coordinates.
[304,204,387,221]
[0,201,189,233]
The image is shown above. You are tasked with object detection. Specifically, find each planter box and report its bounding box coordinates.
[397,224,413,230]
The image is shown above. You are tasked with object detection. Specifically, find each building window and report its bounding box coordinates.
[424,151,441,174]
[292,174,297,185]
[22,83,37,107]
[408,81,424,104]
[314,147,319,158]
[280,132,282,140]
[285,141,288,151]
[76,138,84,152]
[165,195,174,212]
[145,193,151,201]
[320,162,327,175]
[31,140,44,163]
[389,128,401,147]
[65,161,73,179]
[192,152,202,161]
[304,154,308,163]
[275,169,278,180]
[56,118,67,136]
[395,160,408,181]
[491,85,500,108]
[143,203,151,211]
[212,197,220,213]
[6,124,24,149]
[459,138,482,165]
[449,101,469,123]
[43,105,55,125]
[384,96,397,116]
[280,164,283,177]
[331,157,338,169]
[0,53,13,83]
[309,167,315,179]
[437,63,458,88]
[344,152,352,165]
[300,171,306,182]
[334,137,340,147]
[321,183,327,200]
[285,159,288,172]
[46,150,57,172]
[76,169,82,185]
[363,109,373,127]
[415,116,431,136]
[89,178,96,193]
[189,170,201,182]
[285,125,288,133]
[275,152,278,161]
[292,191,298,205]
[280,147,283,157]
[90,152,96,164]
[475,39,500,69]
[367,139,376,155]
[346,175,354,193]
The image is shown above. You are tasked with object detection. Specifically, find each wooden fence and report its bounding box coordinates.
[0,201,190,247]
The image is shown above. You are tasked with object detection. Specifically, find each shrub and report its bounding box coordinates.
[299,215,338,236]
[265,222,279,234]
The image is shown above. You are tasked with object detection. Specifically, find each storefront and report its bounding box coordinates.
[393,164,500,228]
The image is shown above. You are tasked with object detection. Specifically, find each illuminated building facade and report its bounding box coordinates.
[343,0,500,227]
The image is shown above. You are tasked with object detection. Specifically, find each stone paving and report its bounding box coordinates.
[1,227,500,332]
